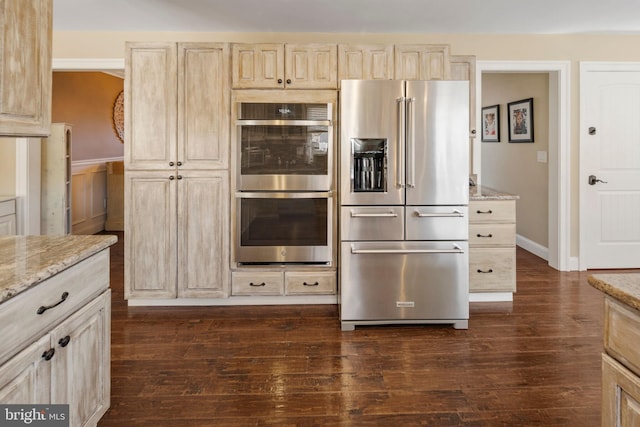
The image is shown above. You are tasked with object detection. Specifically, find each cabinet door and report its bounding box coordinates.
[0,214,16,235]
[125,172,177,299]
[603,353,640,427]
[125,42,178,170]
[178,43,230,170]
[232,43,284,89]
[50,291,110,427]
[177,170,229,298]
[0,335,51,404]
[0,0,52,136]
[338,44,394,83]
[285,44,338,89]
[395,44,451,81]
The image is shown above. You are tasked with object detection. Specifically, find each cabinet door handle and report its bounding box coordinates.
[169,161,175,166]
[286,79,292,84]
[177,175,183,180]
[303,281,319,287]
[249,282,266,287]
[177,161,183,166]
[476,210,492,214]
[37,292,69,315]
[477,269,494,273]
[42,348,55,361]
[277,79,283,84]
[169,175,175,180]
[58,335,71,348]
[476,234,493,238]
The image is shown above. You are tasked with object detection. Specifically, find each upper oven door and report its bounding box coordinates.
[235,99,334,191]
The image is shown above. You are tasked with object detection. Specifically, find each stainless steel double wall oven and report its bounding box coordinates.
[233,91,336,265]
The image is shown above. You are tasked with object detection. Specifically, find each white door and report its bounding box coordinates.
[582,66,640,268]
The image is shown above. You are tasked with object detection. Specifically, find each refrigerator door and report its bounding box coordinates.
[340,80,405,206]
[340,241,469,324]
[405,81,470,206]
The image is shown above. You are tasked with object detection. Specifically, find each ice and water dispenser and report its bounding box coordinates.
[351,138,387,192]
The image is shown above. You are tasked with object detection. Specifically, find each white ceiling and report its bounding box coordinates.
[53,0,640,34]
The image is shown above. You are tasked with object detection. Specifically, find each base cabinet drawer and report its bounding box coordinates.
[602,353,640,426]
[470,200,516,223]
[232,272,284,295]
[469,223,515,247]
[469,247,516,292]
[285,271,336,295]
[605,296,640,377]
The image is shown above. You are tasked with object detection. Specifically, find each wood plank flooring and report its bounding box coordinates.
[98,232,623,426]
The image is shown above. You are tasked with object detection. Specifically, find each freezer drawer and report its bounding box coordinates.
[340,206,404,241]
[405,206,468,240]
[340,241,469,326]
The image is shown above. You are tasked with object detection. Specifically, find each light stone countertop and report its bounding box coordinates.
[0,234,117,304]
[470,185,520,201]
[588,273,640,312]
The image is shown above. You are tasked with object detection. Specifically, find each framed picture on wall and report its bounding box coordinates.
[481,104,500,142]
[508,98,534,142]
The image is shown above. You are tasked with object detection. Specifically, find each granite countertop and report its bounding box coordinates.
[0,234,117,304]
[470,185,520,201]
[588,273,640,312]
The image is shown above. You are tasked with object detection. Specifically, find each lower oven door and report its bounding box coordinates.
[340,241,469,321]
[235,192,333,264]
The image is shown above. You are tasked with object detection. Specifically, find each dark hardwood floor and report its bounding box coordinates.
[98,232,616,426]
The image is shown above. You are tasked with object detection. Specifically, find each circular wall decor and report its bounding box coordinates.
[113,90,124,143]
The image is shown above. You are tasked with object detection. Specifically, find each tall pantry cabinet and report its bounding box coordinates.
[125,42,230,300]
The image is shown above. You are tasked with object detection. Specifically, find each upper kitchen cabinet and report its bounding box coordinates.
[395,44,451,81]
[232,43,338,89]
[338,44,394,84]
[0,0,52,136]
[125,42,230,170]
[449,55,477,138]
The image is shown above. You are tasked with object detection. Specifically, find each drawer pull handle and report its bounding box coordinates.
[37,292,69,315]
[476,233,493,238]
[249,282,266,287]
[476,210,493,214]
[477,269,494,273]
[58,335,71,348]
[303,281,319,287]
[42,348,55,361]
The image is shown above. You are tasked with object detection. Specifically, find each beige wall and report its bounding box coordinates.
[51,31,640,260]
[52,72,124,161]
[0,138,16,196]
[482,73,549,247]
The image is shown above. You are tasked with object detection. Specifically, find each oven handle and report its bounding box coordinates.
[236,191,333,199]
[351,244,465,255]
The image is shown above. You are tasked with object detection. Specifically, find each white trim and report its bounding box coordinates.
[470,292,513,302]
[72,156,124,168]
[127,295,338,306]
[578,61,640,271]
[476,60,571,271]
[52,58,124,71]
[516,234,549,261]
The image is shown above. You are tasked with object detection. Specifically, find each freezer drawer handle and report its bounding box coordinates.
[414,209,464,218]
[477,268,494,273]
[351,244,465,255]
[350,210,398,218]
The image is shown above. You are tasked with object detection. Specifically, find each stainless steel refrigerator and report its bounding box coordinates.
[339,79,470,331]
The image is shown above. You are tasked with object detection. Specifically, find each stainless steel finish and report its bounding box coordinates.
[341,241,469,320]
[340,206,404,241]
[406,206,468,241]
[235,192,333,264]
[339,80,470,330]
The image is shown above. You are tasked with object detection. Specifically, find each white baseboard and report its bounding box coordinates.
[516,234,548,261]
[469,292,513,302]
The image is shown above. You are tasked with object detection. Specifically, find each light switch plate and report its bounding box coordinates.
[537,151,548,163]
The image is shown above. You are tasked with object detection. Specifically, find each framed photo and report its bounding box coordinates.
[481,104,500,142]
[508,98,534,142]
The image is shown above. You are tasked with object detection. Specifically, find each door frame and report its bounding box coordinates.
[579,61,640,270]
[475,61,571,271]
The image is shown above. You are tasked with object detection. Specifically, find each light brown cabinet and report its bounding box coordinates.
[395,44,451,81]
[469,199,517,293]
[338,44,394,82]
[125,42,231,301]
[602,296,640,426]
[232,43,338,89]
[231,270,336,296]
[41,123,72,235]
[0,198,16,235]
[0,0,52,136]
[0,249,111,426]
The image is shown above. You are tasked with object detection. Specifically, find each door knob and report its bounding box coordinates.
[588,175,607,185]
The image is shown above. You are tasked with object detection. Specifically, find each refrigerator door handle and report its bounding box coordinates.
[397,97,406,188]
[350,210,399,218]
[413,209,465,218]
[351,244,465,255]
[406,97,416,188]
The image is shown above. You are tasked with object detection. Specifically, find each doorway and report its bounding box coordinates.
[475,61,571,271]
